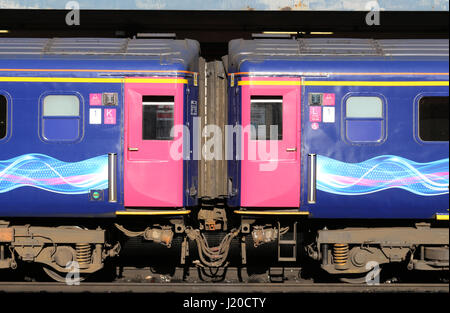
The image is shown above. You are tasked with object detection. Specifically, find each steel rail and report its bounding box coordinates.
[0,283,447,294]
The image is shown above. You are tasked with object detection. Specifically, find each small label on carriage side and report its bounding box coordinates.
[190,100,198,116]
[310,106,322,122]
[90,94,102,106]
[194,73,198,87]
[323,107,336,123]
[90,190,104,201]
[89,108,102,125]
[323,93,336,106]
[104,109,117,125]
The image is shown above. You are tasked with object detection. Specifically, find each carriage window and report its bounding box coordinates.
[42,95,81,142]
[142,96,174,140]
[0,95,7,140]
[251,96,283,140]
[345,96,385,143]
[419,96,449,142]
[43,95,79,116]
[346,97,383,118]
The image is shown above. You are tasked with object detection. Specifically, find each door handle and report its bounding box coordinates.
[286,148,297,152]
[128,148,139,152]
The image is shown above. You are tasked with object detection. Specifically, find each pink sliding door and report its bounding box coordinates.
[124,78,184,207]
[241,78,301,208]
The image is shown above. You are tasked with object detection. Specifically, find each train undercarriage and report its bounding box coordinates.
[0,207,448,284]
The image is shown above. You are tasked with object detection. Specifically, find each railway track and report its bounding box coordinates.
[0,282,447,294]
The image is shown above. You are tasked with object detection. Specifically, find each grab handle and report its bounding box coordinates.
[308,154,317,204]
[108,153,117,203]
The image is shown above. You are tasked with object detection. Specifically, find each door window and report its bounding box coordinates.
[250,96,283,140]
[142,96,175,141]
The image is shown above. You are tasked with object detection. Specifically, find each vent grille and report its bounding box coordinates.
[233,38,449,57]
[0,38,185,56]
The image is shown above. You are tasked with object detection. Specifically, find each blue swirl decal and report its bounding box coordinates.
[0,154,108,194]
[317,155,449,196]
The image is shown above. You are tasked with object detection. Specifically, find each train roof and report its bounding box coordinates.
[0,38,200,73]
[229,38,450,74]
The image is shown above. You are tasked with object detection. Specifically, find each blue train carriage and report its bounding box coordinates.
[0,38,200,280]
[228,38,449,278]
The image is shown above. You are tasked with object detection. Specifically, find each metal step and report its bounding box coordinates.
[278,222,298,262]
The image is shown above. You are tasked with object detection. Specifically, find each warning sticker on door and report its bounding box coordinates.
[323,107,336,123]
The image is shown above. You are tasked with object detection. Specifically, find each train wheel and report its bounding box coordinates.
[43,266,89,283]
[339,274,369,284]
[338,269,382,284]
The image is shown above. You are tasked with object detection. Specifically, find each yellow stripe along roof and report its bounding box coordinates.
[0,69,197,75]
[0,77,189,84]
[229,72,450,76]
[238,80,449,87]
[0,77,448,87]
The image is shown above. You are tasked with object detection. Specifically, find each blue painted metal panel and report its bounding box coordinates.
[230,39,449,219]
[0,0,448,11]
[301,83,449,219]
[240,60,450,76]
[0,39,201,217]
[0,38,201,217]
[227,81,242,208]
[0,80,124,217]
[184,81,200,207]
[0,59,190,73]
